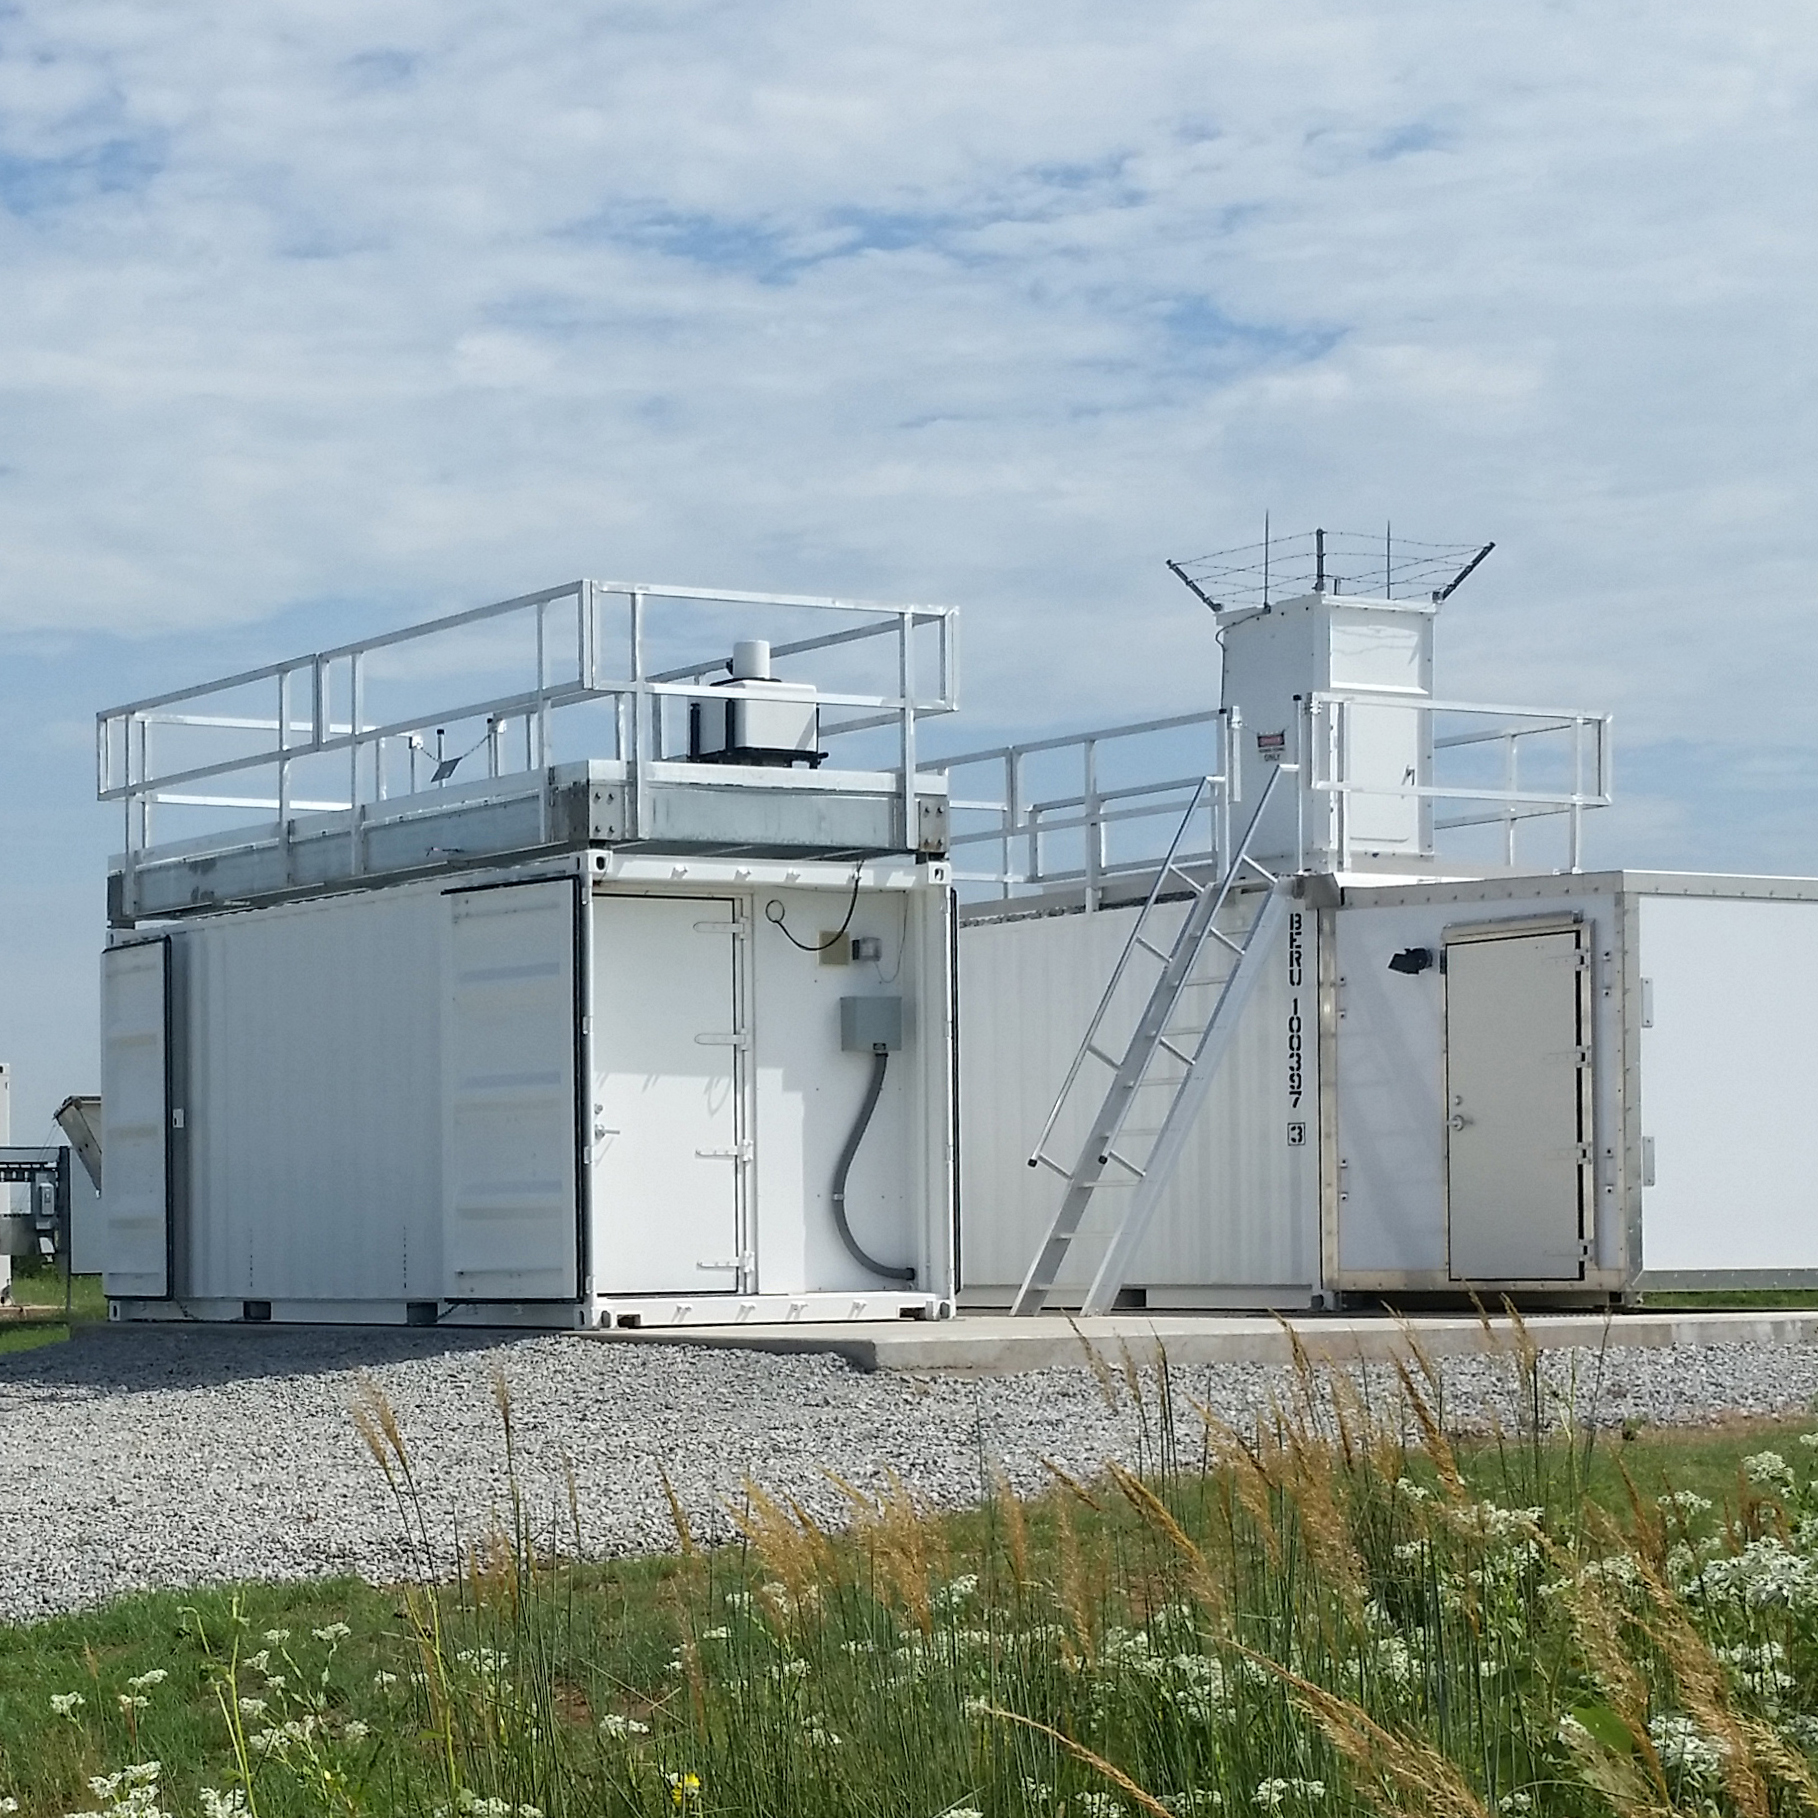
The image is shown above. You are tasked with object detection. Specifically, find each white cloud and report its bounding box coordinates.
[0,0,1814,1119]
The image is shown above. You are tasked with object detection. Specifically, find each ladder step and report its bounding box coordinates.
[1155,1035,1195,1066]
[1205,928,1244,956]
[1028,1151,1072,1178]
[1084,1042,1119,1068]
[1098,1148,1146,1180]
[1133,935,1171,962]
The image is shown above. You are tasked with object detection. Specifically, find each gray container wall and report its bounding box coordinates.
[1328,879,1631,1292]
[179,883,449,1303]
[957,894,1320,1304]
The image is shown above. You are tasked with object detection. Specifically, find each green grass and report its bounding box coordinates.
[0,1265,108,1358]
[2,1352,1818,1818]
[1638,1288,1818,1309]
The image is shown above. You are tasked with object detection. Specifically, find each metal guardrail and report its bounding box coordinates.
[924,710,1233,910]
[1305,691,1612,874]
[927,690,1611,905]
[97,581,959,883]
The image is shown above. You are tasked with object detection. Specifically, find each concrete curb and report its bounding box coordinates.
[580,1309,1818,1376]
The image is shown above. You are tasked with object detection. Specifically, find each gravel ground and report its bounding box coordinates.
[0,1327,1816,1625]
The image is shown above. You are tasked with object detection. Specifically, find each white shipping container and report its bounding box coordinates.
[101,853,957,1327]
[957,870,1818,1305]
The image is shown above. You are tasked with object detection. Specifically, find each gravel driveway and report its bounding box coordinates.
[1,1325,1816,1624]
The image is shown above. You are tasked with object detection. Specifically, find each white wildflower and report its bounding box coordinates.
[932,1573,980,1613]
[1744,1452,1795,1492]
[50,1691,84,1717]
[243,1651,271,1675]
[699,1626,729,1641]
[312,1623,351,1644]
[198,1791,246,1818]
[1021,1780,1056,1807]
[803,1720,842,1747]
[1371,1636,1416,1687]
[126,1670,169,1692]
[599,1713,651,1737]
[0,1800,17,1816]
[1254,1780,1325,1809]
[1657,1490,1713,1517]
[373,1670,399,1687]
[237,1697,268,1719]
[1162,1797,1224,1815]
[341,1720,371,1742]
[116,1694,150,1715]
[261,1630,291,1646]
[1650,1713,1728,1780]
[1076,1797,1126,1818]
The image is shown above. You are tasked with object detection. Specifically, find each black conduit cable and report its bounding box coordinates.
[829,1047,915,1283]
[764,867,862,951]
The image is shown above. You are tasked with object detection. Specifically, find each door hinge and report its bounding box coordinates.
[171,1107,186,1131]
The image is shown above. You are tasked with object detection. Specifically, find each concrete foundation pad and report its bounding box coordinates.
[581,1308,1818,1375]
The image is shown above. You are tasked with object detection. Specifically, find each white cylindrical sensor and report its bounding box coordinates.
[730,639,773,681]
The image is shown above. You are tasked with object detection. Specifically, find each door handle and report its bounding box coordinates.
[1449,1113,1474,1131]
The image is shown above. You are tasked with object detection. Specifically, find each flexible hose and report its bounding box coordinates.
[830,1048,915,1283]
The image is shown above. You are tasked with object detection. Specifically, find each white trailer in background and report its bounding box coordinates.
[941,532,1818,1309]
[95,582,960,1328]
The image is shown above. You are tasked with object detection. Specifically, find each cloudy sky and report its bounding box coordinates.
[0,0,1813,1130]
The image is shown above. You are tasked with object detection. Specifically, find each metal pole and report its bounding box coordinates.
[1084,737,1101,913]
[631,590,648,839]
[1003,753,1017,899]
[899,608,917,851]
[349,653,364,876]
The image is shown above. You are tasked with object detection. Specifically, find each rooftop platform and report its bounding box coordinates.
[99,579,958,925]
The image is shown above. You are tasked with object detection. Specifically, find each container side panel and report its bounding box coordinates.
[752,885,928,1295]
[591,895,740,1294]
[956,898,1317,1296]
[1638,895,1818,1273]
[444,881,580,1300]
[184,890,443,1302]
[100,941,169,1297]
[1444,931,1585,1279]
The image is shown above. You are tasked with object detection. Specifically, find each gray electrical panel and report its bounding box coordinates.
[841,996,903,1052]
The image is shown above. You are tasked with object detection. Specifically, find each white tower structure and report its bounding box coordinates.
[1219,587,1435,877]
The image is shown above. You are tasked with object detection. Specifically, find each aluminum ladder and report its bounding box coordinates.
[1012,764,1295,1316]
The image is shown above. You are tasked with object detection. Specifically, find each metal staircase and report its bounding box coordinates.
[1013,765,1296,1315]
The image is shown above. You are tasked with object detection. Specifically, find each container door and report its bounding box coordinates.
[101,939,172,1297]
[592,895,741,1294]
[443,878,582,1301]
[1444,926,1589,1280]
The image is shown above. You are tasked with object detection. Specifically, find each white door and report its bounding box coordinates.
[101,940,171,1297]
[443,879,581,1300]
[592,895,742,1294]
[1343,701,1424,851]
[1445,927,1589,1280]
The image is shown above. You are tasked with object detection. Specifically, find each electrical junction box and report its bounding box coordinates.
[841,996,903,1052]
